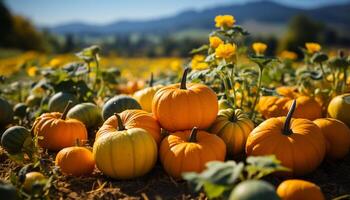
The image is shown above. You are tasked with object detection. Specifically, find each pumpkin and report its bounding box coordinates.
[246,100,326,176]
[152,68,218,132]
[210,108,254,155]
[328,93,350,127]
[96,110,161,144]
[276,86,299,98]
[229,180,280,200]
[134,73,163,112]
[67,102,103,129]
[277,179,325,200]
[258,95,322,120]
[258,96,289,119]
[0,97,13,127]
[93,115,157,179]
[23,172,46,192]
[0,181,17,200]
[48,92,78,112]
[283,96,322,120]
[102,95,141,120]
[33,101,88,151]
[1,126,32,154]
[13,103,28,118]
[314,118,350,160]
[55,146,95,176]
[160,127,226,179]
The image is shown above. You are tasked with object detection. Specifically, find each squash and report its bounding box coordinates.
[277,179,325,200]
[210,109,254,155]
[55,146,95,176]
[328,93,350,127]
[93,115,157,179]
[0,181,17,200]
[258,96,289,119]
[276,86,299,98]
[1,126,32,154]
[33,101,88,151]
[258,95,322,120]
[102,95,141,120]
[48,92,78,112]
[25,94,42,107]
[283,96,322,120]
[314,118,350,160]
[0,97,13,127]
[67,102,103,129]
[229,180,280,200]
[246,100,326,176]
[96,110,161,144]
[160,127,226,179]
[152,68,218,132]
[23,172,46,192]
[134,73,163,112]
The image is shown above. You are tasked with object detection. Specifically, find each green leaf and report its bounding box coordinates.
[311,52,328,63]
[203,181,228,199]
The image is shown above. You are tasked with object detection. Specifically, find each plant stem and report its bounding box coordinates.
[220,73,235,108]
[114,113,125,131]
[188,127,198,143]
[283,99,296,136]
[93,54,100,90]
[180,68,190,89]
[343,67,347,92]
[319,63,326,80]
[61,100,73,120]
[249,66,263,119]
[149,72,154,87]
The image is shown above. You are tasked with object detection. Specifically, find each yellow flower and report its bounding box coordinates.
[215,43,237,59]
[280,50,298,60]
[191,55,208,70]
[27,66,38,77]
[252,42,267,55]
[305,42,321,54]
[215,15,235,28]
[209,36,223,49]
[49,58,63,68]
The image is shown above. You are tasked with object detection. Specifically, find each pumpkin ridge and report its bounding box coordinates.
[109,135,119,178]
[300,128,325,163]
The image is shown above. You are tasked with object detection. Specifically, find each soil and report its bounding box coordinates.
[1,147,350,200]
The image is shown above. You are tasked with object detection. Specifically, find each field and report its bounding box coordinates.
[1,15,350,200]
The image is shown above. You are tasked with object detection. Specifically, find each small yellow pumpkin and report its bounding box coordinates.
[277,179,325,200]
[210,109,254,155]
[93,115,157,179]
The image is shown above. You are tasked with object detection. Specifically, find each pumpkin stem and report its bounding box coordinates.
[114,113,125,131]
[61,100,73,120]
[230,111,237,122]
[75,138,81,147]
[283,99,296,135]
[180,68,190,90]
[188,127,198,143]
[149,72,154,87]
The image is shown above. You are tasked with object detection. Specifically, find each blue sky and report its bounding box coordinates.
[5,0,350,26]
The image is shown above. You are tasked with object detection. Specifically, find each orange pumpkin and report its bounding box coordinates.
[152,68,218,132]
[33,101,88,151]
[160,127,226,179]
[277,179,325,200]
[96,110,161,144]
[246,100,326,176]
[284,96,322,120]
[258,95,322,120]
[314,118,350,160]
[276,86,299,98]
[258,96,289,119]
[55,145,95,176]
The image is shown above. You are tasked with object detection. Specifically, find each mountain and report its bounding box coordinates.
[50,0,350,36]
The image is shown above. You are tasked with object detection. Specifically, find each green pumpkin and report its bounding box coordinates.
[1,126,32,154]
[0,97,14,127]
[102,95,141,120]
[48,92,78,112]
[229,180,280,200]
[67,102,103,129]
[13,103,28,118]
[0,182,17,200]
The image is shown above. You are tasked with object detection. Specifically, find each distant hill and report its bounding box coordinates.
[50,0,350,36]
